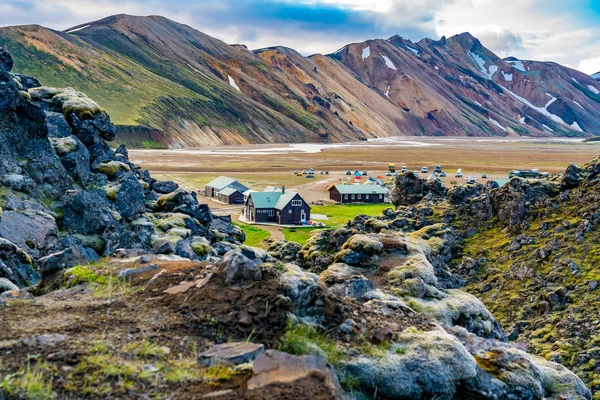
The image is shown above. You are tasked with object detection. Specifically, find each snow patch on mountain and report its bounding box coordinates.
[406,46,420,56]
[381,54,397,70]
[502,72,513,82]
[228,75,241,91]
[508,60,526,72]
[65,25,90,33]
[573,100,585,110]
[592,72,600,80]
[333,45,347,55]
[587,84,599,95]
[504,88,568,126]
[362,46,371,61]
[385,85,391,98]
[519,116,526,124]
[469,51,497,79]
[488,117,506,131]
[543,124,554,132]
[571,121,583,132]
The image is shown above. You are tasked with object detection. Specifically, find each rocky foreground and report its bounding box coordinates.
[0,49,595,399]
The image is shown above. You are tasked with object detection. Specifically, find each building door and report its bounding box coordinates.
[301,211,306,222]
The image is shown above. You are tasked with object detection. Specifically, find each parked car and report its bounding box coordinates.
[434,165,442,173]
[481,173,487,179]
[440,171,447,177]
[362,171,368,176]
[294,170,299,174]
[302,170,308,174]
[386,171,392,176]
[309,168,315,174]
[421,167,429,173]
[466,177,477,184]
[455,169,463,178]
[401,166,407,173]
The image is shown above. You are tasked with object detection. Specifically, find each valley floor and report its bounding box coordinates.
[131,137,600,204]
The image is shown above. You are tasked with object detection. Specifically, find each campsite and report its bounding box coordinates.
[128,136,600,243]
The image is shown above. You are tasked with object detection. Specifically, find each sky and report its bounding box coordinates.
[1,0,600,74]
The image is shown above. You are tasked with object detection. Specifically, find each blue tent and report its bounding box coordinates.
[354,170,362,176]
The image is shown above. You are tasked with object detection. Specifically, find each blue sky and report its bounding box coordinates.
[1,0,599,74]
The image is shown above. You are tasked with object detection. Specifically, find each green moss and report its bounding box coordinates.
[278,321,344,366]
[191,237,210,256]
[64,265,107,288]
[0,358,55,400]
[283,227,322,244]
[49,137,78,156]
[97,161,130,177]
[63,264,139,297]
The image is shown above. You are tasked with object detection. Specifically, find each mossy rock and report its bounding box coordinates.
[29,87,104,119]
[191,237,210,256]
[152,213,188,232]
[71,234,106,253]
[166,227,191,239]
[104,184,121,202]
[49,136,78,156]
[97,161,130,177]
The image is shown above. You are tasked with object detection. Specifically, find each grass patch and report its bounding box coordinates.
[63,263,140,297]
[63,339,241,396]
[1,356,55,400]
[310,203,392,227]
[233,222,271,246]
[283,227,322,244]
[278,322,344,366]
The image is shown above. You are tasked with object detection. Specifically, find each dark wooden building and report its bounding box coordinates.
[205,176,249,198]
[327,184,388,204]
[217,187,245,204]
[245,190,311,225]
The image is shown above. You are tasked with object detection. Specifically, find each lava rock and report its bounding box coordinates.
[38,245,99,276]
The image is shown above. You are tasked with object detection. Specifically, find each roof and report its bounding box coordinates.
[263,186,283,192]
[218,187,241,196]
[332,184,388,195]
[274,192,298,210]
[248,191,310,210]
[248,192,282,209]
[206,176,250,192]
[206,176,237,190]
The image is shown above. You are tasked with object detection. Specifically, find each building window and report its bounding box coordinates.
[351,195,355,199]
[357,194,361,200]
[344,194,348,199]
[292,200,302,206]
[379,194,383,199]
[366,194,369,199]
[268,210,274,217]
[289,210,292,214]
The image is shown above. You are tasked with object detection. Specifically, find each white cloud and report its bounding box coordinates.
[0,0,598,75]
[579,57,600,75]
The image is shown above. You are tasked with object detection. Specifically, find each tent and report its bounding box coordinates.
[354,171,362,177]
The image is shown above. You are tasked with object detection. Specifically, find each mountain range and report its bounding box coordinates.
[1,14,599,147]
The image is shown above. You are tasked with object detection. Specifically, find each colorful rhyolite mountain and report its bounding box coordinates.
[1,14,599,147]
